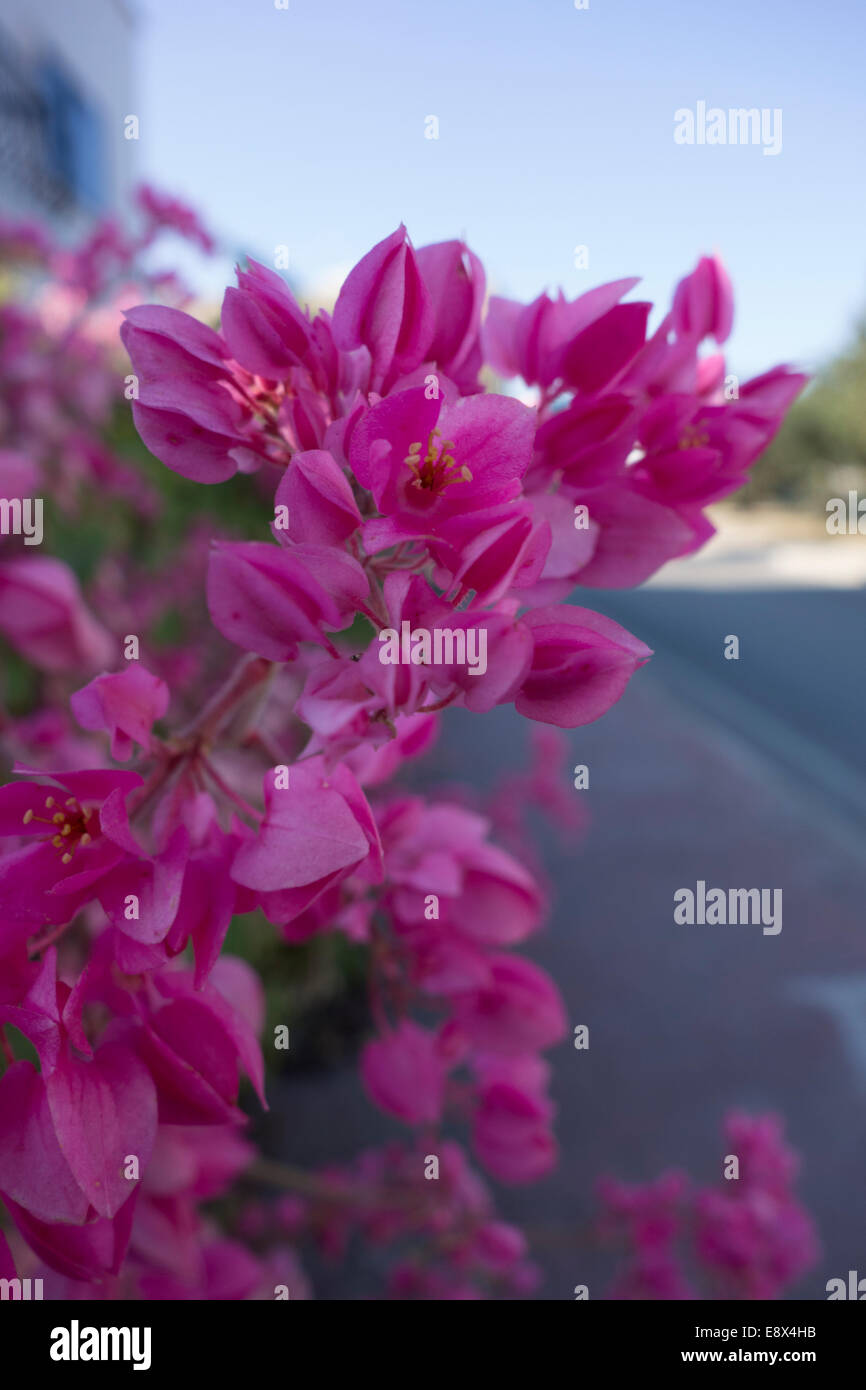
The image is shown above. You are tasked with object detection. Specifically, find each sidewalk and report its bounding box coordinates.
[650,504,866,589]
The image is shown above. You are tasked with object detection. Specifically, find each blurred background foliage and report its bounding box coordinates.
[738,323,866,506]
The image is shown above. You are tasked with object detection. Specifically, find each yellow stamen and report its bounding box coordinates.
[679,425,710,450]
[405,429,472,493]
[22,809,33,824]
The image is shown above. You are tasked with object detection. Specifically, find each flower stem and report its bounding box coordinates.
[200,755,263,824]
[177,655,273,744]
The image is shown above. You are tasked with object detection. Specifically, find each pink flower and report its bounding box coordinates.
[472,1081,557,1183]
[229,756,381,925]
[558,299,652,395]
[0,211,812,1301]
[351,385,535,554]
[0,953,157,1232]
[0,448,42,506]
[138,1237,265,1301]
[596,1171,689,1251]
[530,393,635,491]
[220,259,323,382]
[483,279,645,388]
[695,1189,818,1299]
[634,386,799,509]
[272,449,362,548]
[433,842,545,946]
[514,605,652,727]
[598,1113,819,1301]
[428,499,551,606]
[207,540,372,660]
[0,557,113,673]
[607,1252,697,1301]
[416,239,485,394]
[383,799,544,949]
[0,767,143,928]
[165,819,251,986]
[558,483,697,589]
[0,1061,91,1225]
[71,665,169,760]
[0,217,52,265]
[470,1220,528,1270]
[455,955,567,1055]
[361,1020,447,1125]
[692,1111,819,1298]
[142,1125,254,1201]
[354,575,534,721]
[332,225,434,392]
[136,965,266,1125]
[135,184,215,254]
[120,305,247,483]
[43,1041,157,1218]
[3,1193,137,1284]
[672,254,734,344]
[721,1112,799,1194]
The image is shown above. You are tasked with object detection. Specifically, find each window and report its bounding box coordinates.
[39,59,106,210]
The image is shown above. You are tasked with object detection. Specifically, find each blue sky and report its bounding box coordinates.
[135,0,866,379]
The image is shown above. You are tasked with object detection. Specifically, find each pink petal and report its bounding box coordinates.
[0,1062,90,1223]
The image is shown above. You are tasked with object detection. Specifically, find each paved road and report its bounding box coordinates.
[597,587,866,833]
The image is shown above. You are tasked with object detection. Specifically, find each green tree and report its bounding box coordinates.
[740,323,866,506]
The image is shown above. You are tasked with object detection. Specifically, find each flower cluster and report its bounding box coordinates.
[238,1140,539,1301]
[0,213,811,1299]
[121,229,805,735]
[597,1112,819,1299]
[0,188,216,678]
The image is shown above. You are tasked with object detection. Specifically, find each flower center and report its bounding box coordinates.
[405,429,472,494]
[678,424,710,450]
[23,794,94,865]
